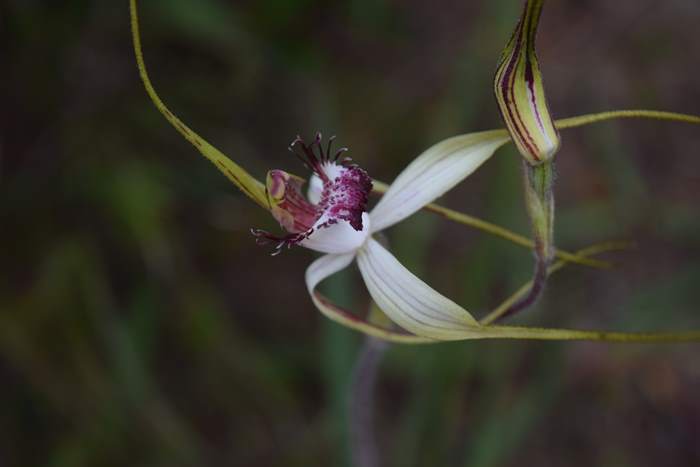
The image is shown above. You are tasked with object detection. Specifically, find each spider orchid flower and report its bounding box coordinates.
[130,0,700,344]
[252,131,511,340]
[251,135,372,256]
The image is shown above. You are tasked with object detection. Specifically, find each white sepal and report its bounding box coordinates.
[356,237,480,340]
[301,212,371,254]
[305,251,436,343]
[369,130,509,233]
[304,252,359,330]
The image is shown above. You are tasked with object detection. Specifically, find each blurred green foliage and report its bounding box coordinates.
[2,0,699,466]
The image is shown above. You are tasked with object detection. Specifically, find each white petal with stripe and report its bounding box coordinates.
[356,237,480,340]
[369,130,509,233]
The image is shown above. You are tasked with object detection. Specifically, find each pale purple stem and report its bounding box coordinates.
[349,337,389,467]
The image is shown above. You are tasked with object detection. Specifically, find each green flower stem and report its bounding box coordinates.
[471,327,700,343]
[523,161,555,263]
[492,160,556,321]
[492,250,549,324]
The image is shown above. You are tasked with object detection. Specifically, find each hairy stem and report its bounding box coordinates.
[494,160,556,321]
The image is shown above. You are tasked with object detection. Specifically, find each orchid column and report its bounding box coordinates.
[494,0,559,320]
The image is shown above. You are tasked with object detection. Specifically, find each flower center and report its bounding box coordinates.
[252,133,373,255]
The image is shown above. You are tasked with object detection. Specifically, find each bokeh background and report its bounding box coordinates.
[2,1,700,466]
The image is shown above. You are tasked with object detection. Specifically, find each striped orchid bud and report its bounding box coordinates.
[494,0,560,165]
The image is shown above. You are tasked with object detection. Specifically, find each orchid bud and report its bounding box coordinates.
[494,0,560,166]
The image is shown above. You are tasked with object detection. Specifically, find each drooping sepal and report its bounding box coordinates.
[494,0,560,165]
[129,0,269,209]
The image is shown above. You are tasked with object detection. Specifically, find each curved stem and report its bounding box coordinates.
[492,253,548,323]
[481,241,630,325]
[349,337,389,467]
[493,160,556,322]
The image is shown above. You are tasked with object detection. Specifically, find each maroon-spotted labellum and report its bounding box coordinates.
[252,134,373,255]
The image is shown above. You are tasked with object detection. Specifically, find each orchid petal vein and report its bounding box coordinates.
[356,237,480,340]
[369,130,510,232]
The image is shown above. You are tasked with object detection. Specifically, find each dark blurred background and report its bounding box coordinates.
[2,1,700,466]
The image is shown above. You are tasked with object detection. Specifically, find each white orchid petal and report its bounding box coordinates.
[356,237,479,340]
[301,212,371,254]
[369,130,509,232]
